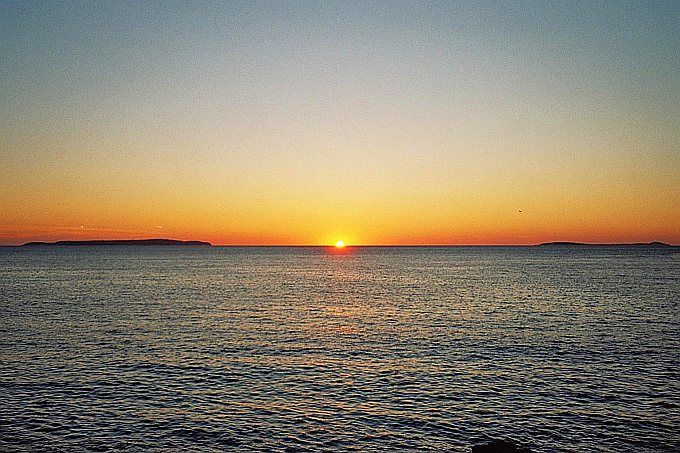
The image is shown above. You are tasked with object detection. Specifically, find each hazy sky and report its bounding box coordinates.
[1,1,679,245]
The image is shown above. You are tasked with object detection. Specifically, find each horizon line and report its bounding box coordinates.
[3,239,678,247]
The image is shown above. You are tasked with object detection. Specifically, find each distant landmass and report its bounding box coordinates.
[537,241,674,247]
[22,239,212,247]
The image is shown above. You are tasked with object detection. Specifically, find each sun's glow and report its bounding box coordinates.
[335,240,345,248]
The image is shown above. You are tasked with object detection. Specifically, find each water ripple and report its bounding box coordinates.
[1,246,678,451]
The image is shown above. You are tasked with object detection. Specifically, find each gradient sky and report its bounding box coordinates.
[1,1,679,245]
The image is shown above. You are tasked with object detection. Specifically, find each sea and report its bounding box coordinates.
[1,246,678,452]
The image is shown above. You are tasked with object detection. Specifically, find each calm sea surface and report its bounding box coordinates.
[1,246,678,452]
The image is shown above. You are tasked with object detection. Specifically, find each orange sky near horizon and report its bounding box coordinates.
[2,2,679,246]
[2,176,678,245]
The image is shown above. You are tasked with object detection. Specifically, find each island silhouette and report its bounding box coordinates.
[536,241,674,248]
[22,239,211,247]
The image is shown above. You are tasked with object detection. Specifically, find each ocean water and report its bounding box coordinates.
[1,246,678,452]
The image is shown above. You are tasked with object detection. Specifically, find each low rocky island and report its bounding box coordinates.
[22,239,212,247]
[536,241,674,248]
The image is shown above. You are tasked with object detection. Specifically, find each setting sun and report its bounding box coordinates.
[335,240,345,248]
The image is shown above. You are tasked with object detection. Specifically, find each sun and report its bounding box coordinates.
[335,240,345,248]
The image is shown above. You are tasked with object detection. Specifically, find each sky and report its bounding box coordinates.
[1,0,679,245]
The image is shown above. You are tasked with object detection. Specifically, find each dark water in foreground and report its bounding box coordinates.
[1,246,678,452]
